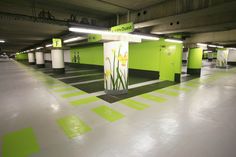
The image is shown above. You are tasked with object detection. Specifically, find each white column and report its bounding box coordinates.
[28,52,35,64]
[51,49,65,73]
[104,41,129,95]
[35,51,45,68]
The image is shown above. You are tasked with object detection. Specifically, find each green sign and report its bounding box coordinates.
[88,34,102,42]
[52,38,62,48]
[111,22,134,33]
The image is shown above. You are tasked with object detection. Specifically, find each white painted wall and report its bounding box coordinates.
[228,49,236,62]
[44,53,51,61]
[64,50,71,63]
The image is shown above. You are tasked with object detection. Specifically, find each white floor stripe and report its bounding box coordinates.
[58,73,102,80]
[66,69,98,74]
[69,79,104,85]
[128,79,161,89]
[181,74,190,77]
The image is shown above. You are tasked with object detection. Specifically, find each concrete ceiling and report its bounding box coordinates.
[1,0,236,53]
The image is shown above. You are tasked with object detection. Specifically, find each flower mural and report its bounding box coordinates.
[104,41,129,93]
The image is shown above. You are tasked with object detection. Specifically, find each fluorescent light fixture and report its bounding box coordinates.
[30,49,35,51]
[229,47,236,50]
[64,37,86,43]
[36,47,43,50]
[197,43,207,47]
[208,44,217,48]
[69,27,112,35]
[165,39,183,43]
[69,27,159,41]
[46,44,52,47]
[132,34,159,41]
[0,40,5,43]
[216,46,224,48]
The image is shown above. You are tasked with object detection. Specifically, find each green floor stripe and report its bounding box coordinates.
[154,89,179,97]
[53,87,77,93]
[70,97,99,106]
[92,105,125,122]
[57,115,92,139]
[2,128,40,157]
[169,86,190,92]
[61,91,86,98]
[141,94,167,103]
[184,82,199,87]
[120,99,150,110]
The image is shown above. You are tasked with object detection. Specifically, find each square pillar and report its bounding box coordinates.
[104,41,129,95]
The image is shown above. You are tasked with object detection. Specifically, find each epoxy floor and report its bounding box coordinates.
[1,60,236,157]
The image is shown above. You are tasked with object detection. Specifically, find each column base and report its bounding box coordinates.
[174,73,181,83]
[29,62,35,65]
[105,89,128,95]
[53,68,65,74]
[37,64,45,68]
[187,68,201,76]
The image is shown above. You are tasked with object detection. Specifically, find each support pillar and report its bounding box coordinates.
[216,48,228,68]
[35,51,45,68]
[51,49,65,74]
[28,52,35,65]
[187,48,203,76]
[104,41,129,95]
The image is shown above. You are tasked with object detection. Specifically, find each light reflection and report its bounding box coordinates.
[50,104,60,112]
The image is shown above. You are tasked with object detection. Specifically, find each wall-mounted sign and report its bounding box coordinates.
[111,22,134,33]
[88,34,102,42]
[52,38,62,48]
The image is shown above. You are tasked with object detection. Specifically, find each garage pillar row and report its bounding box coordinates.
[28,52,35,65]
[35,51,45,68]
[51,48,65,74]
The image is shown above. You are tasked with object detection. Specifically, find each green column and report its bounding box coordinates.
[187,48,203,76]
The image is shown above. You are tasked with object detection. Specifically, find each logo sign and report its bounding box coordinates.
[111,22,134,33]
[52,38,62,48]
[88,34,102,42]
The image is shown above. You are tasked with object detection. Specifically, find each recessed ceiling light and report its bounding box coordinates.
[0,40,5,43]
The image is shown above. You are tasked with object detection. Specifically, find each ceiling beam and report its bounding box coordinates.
[185,29,236,44]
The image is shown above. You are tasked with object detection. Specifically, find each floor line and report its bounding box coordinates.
[58,73,102,80]
[69,79,104,85]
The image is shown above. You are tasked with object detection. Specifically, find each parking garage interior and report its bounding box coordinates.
[1,0,236,157]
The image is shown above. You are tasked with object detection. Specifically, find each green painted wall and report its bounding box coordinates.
[187,48,203,69]
[71,44,104,66]
[15,53,28,60]
[70,40,183,81]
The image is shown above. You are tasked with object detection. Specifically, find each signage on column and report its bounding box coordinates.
[52,38,62,48]
[88,34,102,42]
[111,22,134,33]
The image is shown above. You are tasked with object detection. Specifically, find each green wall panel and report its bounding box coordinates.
[70,40,183,82]
[187,48,203,69]
[71,44,104,66]
[15,53,28,60]
[129,41,161,71]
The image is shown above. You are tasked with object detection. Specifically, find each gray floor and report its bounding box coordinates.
[1,60,236,157]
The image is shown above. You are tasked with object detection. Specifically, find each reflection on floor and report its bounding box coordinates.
[1,60,236,157]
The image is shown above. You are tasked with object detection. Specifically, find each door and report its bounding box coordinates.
[159,45,176,81]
